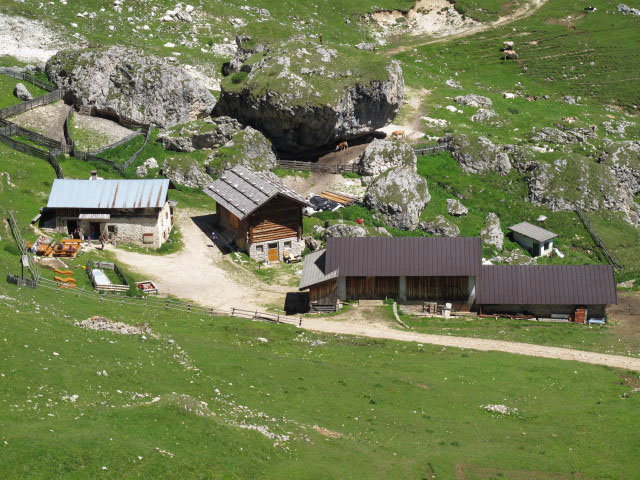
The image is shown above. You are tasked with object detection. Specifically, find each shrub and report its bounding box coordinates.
[231,72,248,85]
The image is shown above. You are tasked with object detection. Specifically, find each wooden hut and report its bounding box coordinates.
[204,166,308,262]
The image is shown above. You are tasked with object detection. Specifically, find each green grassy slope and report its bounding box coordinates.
[1,256,639,478]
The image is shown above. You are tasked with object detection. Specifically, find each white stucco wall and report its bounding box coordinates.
[512,232,553,257]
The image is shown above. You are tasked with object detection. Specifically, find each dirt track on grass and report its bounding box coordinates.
[300,317,640,372]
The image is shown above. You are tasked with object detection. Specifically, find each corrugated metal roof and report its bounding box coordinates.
[203,165,307,220]
[508,222,557,242]
[47,179,169,209]
[299,249,339,290]
[325,237,482,277]
[476,265,617,305]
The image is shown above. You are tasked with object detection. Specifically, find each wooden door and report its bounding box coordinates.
[267,243,279,262]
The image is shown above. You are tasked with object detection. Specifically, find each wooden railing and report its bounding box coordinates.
[413,145,448,156]
[277,160,356,174]
[0,67,56,91]
[575,210,623,271]
[0,90,61,118]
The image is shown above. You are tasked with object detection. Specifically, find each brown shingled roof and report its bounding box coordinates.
[476,265,617,305]
[325,237,482,277]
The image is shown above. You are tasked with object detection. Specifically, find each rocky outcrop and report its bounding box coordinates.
[418,216,459,237]
[599,141,640,196]
[215,38,403,154]
[205,126,277,177]
[481,212,503,250]
[471,108,497,123]
[364,165,430,230]
[13,83,32,101]
[531,127,595,145]
[162,158,212,188]
[357,139,416,176]
[324,224,367,239]
[158,117,241,152]
[304,236,322,251]
[446,198,468,216]
[46,46,216,127]
[455,94,492,108]
[444,133,512,175]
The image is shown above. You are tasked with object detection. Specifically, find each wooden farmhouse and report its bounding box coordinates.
[45,178,174,248]
[508,221,557,257]
[204,166,308,262]
[299,237,616,319]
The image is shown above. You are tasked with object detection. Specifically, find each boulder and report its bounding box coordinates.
[205,126,277,177]
[215,38,403,154]
[13,83,32,101]
[304,236,322,251]
[445,78,462,89]
[446,198,468,216]
[481,212,504,250]
[143,157,158,169]
[444,133,512,175]
[158,117,241,152]
[375,226,392,237]
[46,46,216,127]
[364,165,430,230]
[161,158,212,188]
[135,165,148,177]
[324,224,367,239]
[454,94,492,108]
[418,216,459,237]
[471,108,497,123]
[357,139,416,176]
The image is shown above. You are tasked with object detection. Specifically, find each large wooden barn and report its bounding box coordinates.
[204,166,308,262]
[299,237,481,311]
[299,237,616,318]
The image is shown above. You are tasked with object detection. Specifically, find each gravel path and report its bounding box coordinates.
[12,101,69,141]
[111,210,286,311]
[73,114,134,148]
[300,317,640,372]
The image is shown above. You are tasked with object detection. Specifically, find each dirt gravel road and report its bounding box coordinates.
[300,317,640,372]
[111,210,285,311]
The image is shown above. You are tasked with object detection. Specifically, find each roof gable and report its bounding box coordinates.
[508,222,557,242]
[47,179,169,209]
[203,165,307,220]
[325,237,482,277]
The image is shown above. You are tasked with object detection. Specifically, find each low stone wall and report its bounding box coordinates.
[248,236,304,262]
[480,304,606,319]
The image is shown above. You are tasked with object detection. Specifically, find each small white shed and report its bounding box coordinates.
[508,221,557,257]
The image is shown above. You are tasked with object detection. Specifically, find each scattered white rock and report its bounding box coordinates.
[483,404,517,415]
[75,316,152,336]
[421,116,448,128]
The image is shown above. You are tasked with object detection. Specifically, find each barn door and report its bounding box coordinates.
[267,243,279,262]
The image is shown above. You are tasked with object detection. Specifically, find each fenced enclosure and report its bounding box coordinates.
[86,260,130,293]
[413,144,448,156]
[276,160,356,174]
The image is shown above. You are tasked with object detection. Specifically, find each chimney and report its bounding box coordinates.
[90,170,98,180]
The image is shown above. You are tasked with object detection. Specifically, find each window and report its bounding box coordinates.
[284,241,292,249]
[256,245,263,253]
[108,225,117,234]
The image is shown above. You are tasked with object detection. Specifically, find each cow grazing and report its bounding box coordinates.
[562,116,577,124]
[503,49,518,60]
[335,141,348,151]
[391,129,405,139]
[503,41,515,51]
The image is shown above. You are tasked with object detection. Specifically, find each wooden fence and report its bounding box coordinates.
[0,129,50,160]
[86,260,130,293]
[0,90,61,118]
[122,124,153,170]
[91,129,143,155]
[0,118,64,150]
[277,159,356,174]
[575,210,623,271]
[7,210,41,281]
[0,67,56,91]
[48,150,65,179]
[413,144,448,156]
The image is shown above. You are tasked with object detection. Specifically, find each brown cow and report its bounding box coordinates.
[335,141,348,151]
[391,129,405,139]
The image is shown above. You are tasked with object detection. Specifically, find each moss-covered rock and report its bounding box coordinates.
[46,46,216,127]
[357,139,416,176]
[444,133,511,175]
[364,165,429,230]
[161,157,212,189]
[158,117,241,152]
[216,37,403,154]
[205,126,276,177]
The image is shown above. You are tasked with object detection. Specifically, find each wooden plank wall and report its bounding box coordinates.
[249,196,302,243]
[346,276,399,300]
[406,276,468,301]
[309,280,338,305]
